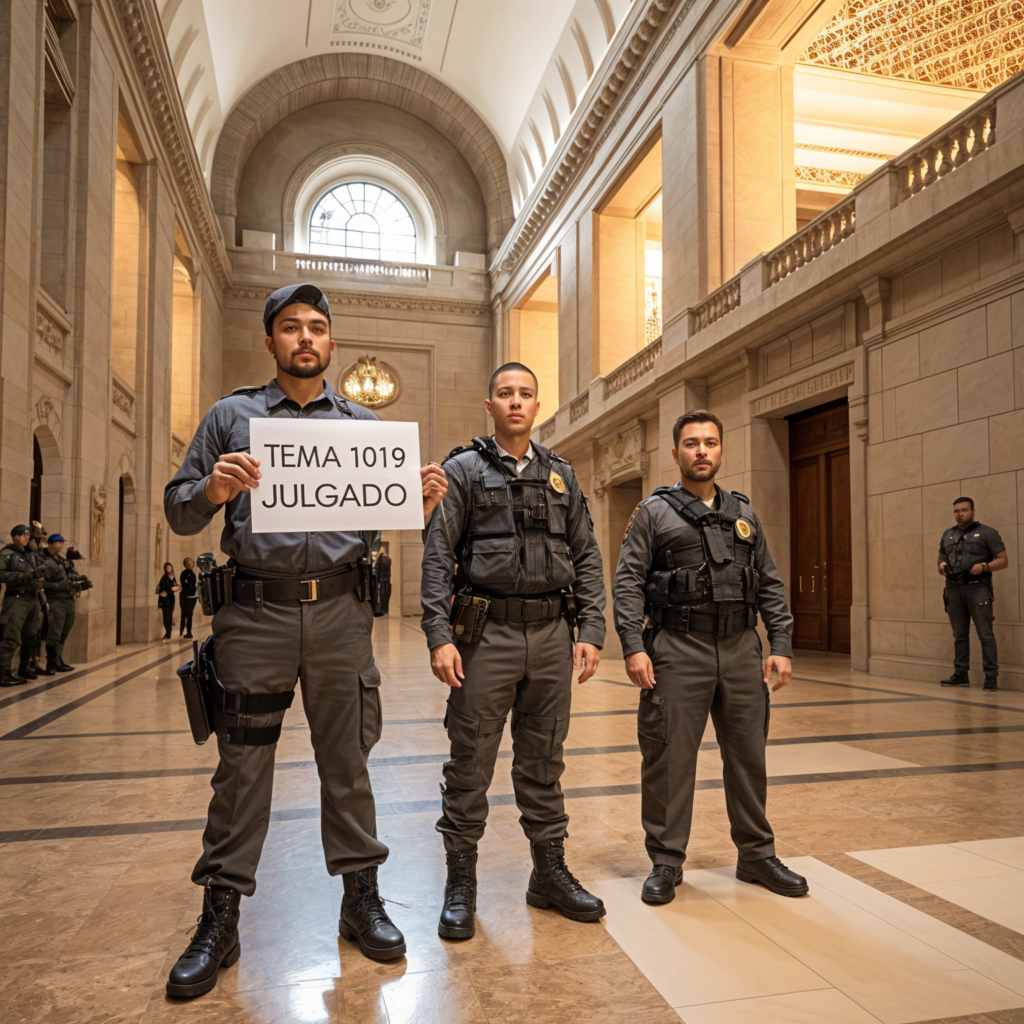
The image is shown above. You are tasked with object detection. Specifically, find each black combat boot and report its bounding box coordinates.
[526,839,605,922]
[641,864,683,904]
[940,674,970,687]
[438,850,477,939]
[736,856,809,897]
[338,866,406,960]
[165,884,241,998]
[984,677,998,691]
[0,668,26,687]
[17,654,37,681]
[38,646,57,677]
[54,654,74,672]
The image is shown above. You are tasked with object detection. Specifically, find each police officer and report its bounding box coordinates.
[0,525,43,686]
[613,410,807,903]
[164,283,447,998]
[38,534,77,675]
[421,362,607,940]
[937,496,1007,690]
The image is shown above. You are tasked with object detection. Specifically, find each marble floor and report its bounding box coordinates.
[2,616,1024,1024]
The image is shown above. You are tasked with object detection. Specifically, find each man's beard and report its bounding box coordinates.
[280,349,327,379]
[681,459,719,483]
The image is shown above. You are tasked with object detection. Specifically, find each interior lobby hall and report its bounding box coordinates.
[4,0,1024,1021]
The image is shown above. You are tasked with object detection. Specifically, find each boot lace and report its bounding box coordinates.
[544,847,583,894]
[180,908,225,961]
[352,881,392,927]
[446,869,475,910]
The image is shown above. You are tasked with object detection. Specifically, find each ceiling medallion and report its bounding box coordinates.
[332,0,432,48]
[340,356,400,408]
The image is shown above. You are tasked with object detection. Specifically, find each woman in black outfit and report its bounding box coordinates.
[179,557,197,639]
[156,562,180,642]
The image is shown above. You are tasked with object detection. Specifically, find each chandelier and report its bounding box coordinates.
[340,356,399,408]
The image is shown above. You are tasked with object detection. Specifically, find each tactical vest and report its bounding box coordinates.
[644,486,759,610]
[940,524,993,583]
[452,437,575,594]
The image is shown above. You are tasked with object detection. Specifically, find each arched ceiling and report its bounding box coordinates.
[159,0,636,202]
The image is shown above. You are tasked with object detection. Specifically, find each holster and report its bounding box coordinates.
[450,592,490,643]
[198,564,234,616]
[362,554,392,617]
[562,590,579,639]
[177,636,295,746]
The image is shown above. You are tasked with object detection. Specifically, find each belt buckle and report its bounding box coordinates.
[300,579,319,602]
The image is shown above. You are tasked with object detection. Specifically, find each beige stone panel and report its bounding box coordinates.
[880,487,922,539]
[959,351,1014,421]
[989,407,1024,475]
[920,309,988,377]
[940,238,980,295]
[870,618,906,656]
[988,297,1012,356]
[879,388,895,442]
[1015,347,1024,410]
[881,334,920,390]
[979,223,1015,280]
[866,435,922,495]
[867,392,884,446]
[1012,290,1024,348]
[884,536,924,618]
[902,262,942,314]
[867,345,882,394]
[905,621,955,662]
[922,481,966,545]
[921,419,989,484]
[959,471,1018,524]
[895,370,958,437]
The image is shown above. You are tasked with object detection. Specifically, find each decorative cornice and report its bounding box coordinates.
[499,0,685,274]
[796,166,868,188]
[226,284,491,318]
[114,0,231,288]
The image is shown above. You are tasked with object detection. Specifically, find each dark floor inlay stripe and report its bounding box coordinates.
[0,650,185,741]
[791,676,1024,713]
[4,759,1024,842]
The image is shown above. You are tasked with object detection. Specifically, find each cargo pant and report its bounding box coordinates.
[0,594,40,673]
[45,598,76,659]
[193,588,388,896]
[639,625,774,867]
[945,582,997,683]
[436,614,574,852]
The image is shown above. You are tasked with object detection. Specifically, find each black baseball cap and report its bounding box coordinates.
[10,525,30,537]
[263,284,331,336]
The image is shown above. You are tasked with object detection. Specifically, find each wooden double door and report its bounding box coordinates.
[789,402,852,653]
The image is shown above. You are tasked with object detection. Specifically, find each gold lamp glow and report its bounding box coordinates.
[341,356,398,408]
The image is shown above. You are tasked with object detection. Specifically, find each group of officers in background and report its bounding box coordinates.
[0,521,91,686]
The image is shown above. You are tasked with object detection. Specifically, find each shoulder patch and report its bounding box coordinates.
[622,504,643,542]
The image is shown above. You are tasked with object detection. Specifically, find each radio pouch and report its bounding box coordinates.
[178,638,214,745]
[450,593,490,643]
[370,554,392,617]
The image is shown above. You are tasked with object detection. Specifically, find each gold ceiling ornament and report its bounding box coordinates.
[796,166,870,188]
[800,0,1024,93]
[340,356,400,408]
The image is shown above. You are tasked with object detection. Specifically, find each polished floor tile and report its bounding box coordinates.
[676,987,881,1024]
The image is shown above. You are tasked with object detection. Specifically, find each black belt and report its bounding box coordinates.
[3,591,33,600]
[486,593,565,623]
[652,605,756,637]
[232,567,361,604]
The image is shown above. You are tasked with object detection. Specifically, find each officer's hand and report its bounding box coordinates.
[625,652,656,689]
[421,463,448,520]
[430,642,465,688]
[765,655,792,692]
[969,563,984,576]
[938,561,948,577]
[205,452,262,505]
[574,642,601,684]
[20,571,34,581]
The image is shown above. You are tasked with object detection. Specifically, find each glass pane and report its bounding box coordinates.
[309,181,417,262]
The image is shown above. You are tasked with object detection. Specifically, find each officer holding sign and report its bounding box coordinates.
[164,284,447,998]
[421,362,607,941]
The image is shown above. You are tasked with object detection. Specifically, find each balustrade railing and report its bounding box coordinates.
[766,199,855,287]
[570,392,590,423]
[604,338,662,398]
[689,281,741,335]
[539,417,557,441]
[293,258,430,284]
[896,104,996,204]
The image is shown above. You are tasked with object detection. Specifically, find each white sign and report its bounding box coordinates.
[249,418,423,533]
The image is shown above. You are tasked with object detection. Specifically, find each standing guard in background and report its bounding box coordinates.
[26,522,49,675]
[421,362,607,941]
[0,526,42,686]
[937,496,1007,690]
[39,534,77,675]
[613,410,808,904]
[164,283,447,998]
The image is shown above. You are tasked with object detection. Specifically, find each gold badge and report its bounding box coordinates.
[549,471,566,494]
[735,519,752,540]
[974,533,980,537]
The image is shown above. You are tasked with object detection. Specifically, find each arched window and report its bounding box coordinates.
[308,182,417,263]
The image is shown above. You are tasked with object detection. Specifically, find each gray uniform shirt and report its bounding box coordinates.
[420,442,607,651]
[613,482,793,659]
[164,378,379,574]
[939,521,1005,585]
